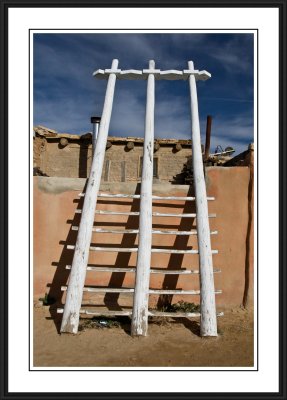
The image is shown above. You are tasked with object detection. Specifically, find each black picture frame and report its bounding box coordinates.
[0,0,286,399]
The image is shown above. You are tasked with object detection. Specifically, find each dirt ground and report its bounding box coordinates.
[33,305,254,368]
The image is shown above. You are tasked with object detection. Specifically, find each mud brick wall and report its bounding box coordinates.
[34,136,192,183]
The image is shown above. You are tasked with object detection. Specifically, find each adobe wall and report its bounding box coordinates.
[33,135,192,183]
[33,166,253,312]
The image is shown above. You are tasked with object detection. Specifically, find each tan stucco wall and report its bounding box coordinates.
[33,167,253,311]
[34,136,192,183]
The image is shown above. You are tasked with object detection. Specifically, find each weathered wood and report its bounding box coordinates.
[121,161,126,182]
[93,68,211,81]
[67,244,218,254]
[150,249,218,254]
[154,142,160,152]
[151,212,216,218]
[131,60,155,337]
[57,308,224,317]
[61,286,222,295]
[149,311,224,317]
[67,245,218,254]
[126,141,134,150]
[204,115,212,161]
[242,143,254,308]
[104,160,111,181]
[71,226,218,235]
[67,245,138,252]
[150,229,218,235]
[149,289,222,295]
[71,227,140,234]
[79,192,216,201]
[65,265,221,274]
[59,137,69,147]
[75,209,216,218]
[61,286,134,293]
[188,60,217,337]
[60,59,119,334]
[174,143,182,152]
[92,118,100,157]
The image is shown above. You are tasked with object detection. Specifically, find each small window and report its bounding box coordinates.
[139,157,158,178]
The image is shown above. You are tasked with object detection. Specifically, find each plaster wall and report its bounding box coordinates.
[33,167,253,312]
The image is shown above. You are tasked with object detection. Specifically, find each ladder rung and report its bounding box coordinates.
[75,210,216,218]
[151,249,218,254]
[148,289,222,295]
[61,286,222,295]
[57,308,133,316]
[75,210,139,216]
[57,308,224,318]
[71,227,218,236]
[150,268,221,274]
[61,286,134,293]
[148,311,224,318]
[152,212,216,218]
[65,265,221,274]
[71,227,140,234]
[67,245,138,252]
[151,229,218,235]
[66,265,136,272]
[78,192,215,201]
[66,245,218,254]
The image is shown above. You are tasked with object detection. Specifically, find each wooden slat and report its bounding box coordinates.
[57,308,224,317]
[65,265,221,274]
[79,192,215,201]
[152,212,216,218]
[57,308,132,316]
[148,289,222,295]
[75,209,216,218]
[151,229,218,235]
[71,227,140,234]
[61,286,222,295]
[149,311,224,317]
[150,249,218,254]
[75,210,139,216]
[66,265,136,273]
[67,245,218,254]
[71,226,218,236]
[61,286,134,293]
[67,245,138,252]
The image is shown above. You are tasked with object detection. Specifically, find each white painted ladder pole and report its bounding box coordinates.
[188,60,217,337]
[60,59,119,333]
[131,60,155,336]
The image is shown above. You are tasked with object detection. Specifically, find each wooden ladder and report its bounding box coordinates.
[58,59,221,336]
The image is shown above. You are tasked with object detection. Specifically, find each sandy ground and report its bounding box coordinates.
[33,305,254,368]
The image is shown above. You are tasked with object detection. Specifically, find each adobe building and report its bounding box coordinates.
[33,125,254,321]
[33,125,197,184]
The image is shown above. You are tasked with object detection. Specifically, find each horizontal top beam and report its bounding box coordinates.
[93,69,211,81]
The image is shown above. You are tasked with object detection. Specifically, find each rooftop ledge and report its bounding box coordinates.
[33,126,192,146]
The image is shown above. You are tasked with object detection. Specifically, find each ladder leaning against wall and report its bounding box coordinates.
[58,59,222,337]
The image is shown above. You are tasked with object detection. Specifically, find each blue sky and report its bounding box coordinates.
[33,33,254,155]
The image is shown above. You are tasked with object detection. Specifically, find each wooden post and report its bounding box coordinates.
[131,60,155,336]
[242,143,254,308]
[60,59,119,334]
[91,116,101,157]
[204,115,212,161]
[187,61,217,337]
